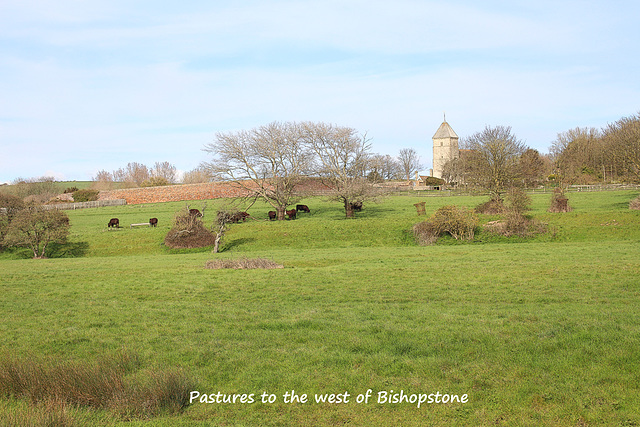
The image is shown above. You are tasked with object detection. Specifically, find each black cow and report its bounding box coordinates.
[350,201,363,212]
[268,211,277,221]
[149,218,158,227]
[296,204,310,213]
[286,209,297,220]
[107,218,119,228]
[230,211,250,223]
[189,209,203,218]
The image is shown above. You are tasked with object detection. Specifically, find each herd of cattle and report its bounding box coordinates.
[106,201,362,229]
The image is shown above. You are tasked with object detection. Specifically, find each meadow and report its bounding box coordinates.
[1,190,639,425]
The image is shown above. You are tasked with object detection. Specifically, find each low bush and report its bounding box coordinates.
[205,258,284,270]
[413,205,478,245]
[475,197,505,214]
[412,221,439,246]
[549,188,572,212]
[164,208,216,249]
[71,189,99,202]
[483,211,548,238]
[140,177,170,187]
[505,187,531,214]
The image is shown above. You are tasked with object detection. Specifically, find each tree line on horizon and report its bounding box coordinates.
[2,111,639,202]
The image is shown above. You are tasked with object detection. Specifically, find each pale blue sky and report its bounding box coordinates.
[1,0,638,183]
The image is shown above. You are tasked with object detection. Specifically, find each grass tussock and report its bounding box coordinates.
[0,352,194,422]
[629,195,640,210]
[205,257,284,270]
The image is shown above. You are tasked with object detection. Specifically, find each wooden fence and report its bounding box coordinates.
[42,199,127,210]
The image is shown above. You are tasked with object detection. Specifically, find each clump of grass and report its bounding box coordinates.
[0,352,194,422]
[629,195,640,210]
[205,257,284,269]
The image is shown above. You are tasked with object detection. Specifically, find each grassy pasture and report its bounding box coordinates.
[1,190,639,425]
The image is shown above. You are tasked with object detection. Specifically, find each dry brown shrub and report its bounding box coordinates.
[164,209,216,249]
[629,195,640,210]
[483,212,548,238]
[475,198,505,214]
[549,189,572,213]
[413,205,477,245]
[412,221,439,246]
[205,258,284,270]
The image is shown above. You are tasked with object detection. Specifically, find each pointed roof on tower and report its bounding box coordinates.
[432,121,459,139]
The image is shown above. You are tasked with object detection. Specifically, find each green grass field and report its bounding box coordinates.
[1,191,639,425]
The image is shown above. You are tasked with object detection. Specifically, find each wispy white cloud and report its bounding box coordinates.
[1,0,638,182]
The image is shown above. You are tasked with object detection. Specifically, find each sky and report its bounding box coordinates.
[1,0,639,184]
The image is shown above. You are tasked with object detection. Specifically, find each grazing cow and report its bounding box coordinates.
[296,204,310,213]
[107,218,119,228]
[350,201,363,212]
[230,211,250,223]
[189,209,203,218]
[268,211,277,221]
[149,218,158,227]
[286,209,297,220]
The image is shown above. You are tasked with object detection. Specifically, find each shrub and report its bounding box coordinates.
[164,208,216,249]
[63,187,79,194]
[484,211,548,238]
[3,207,70,258]
[630,195,640,210]
[475,197,505,214]
[422,176,445,186]
[71,189,99,202]
[431,205,478,240]
[0,193,25,215]
[140,177,170,187]
[549,188,572,213]
[505,187,531,214]
[412,221,440,246]
[205,258,284,270]
[413,205,477,245]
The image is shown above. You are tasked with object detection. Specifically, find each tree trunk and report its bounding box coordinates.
[213,234,221,253]
[344,200,354,219]
[276,206,286,221]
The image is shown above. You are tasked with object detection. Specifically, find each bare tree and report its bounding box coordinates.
[112,162,150,187]
[550,127,602,191]
[368,154,401,181]
[398,148,423,182]
[462,126,527,200]
[601,112,640,182]
[519,148,548,187]
[92,170,114,190]
[152,161,178,183]
[182,167,211,184]
[302,122,378,218]
[202,121,312,220]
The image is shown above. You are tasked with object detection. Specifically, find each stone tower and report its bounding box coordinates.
[432,119,459,179]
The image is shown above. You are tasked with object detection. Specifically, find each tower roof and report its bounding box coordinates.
[432,121,458,139]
